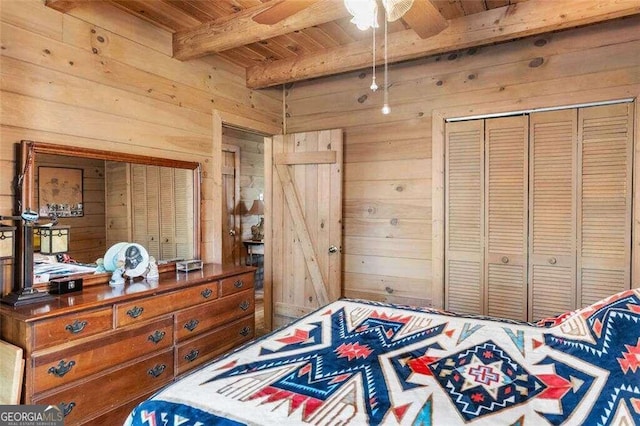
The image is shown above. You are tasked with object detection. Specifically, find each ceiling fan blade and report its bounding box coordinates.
[252,0,321,25]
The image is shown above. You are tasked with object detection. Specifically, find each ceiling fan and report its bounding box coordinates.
[253,0,416,26]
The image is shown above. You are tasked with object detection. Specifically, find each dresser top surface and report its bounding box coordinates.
[0,263,255,322]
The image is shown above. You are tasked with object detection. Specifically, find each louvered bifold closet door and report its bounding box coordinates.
[131,164,161,258]
[445,120,484,314]
[485,116,528,320]
[578,103,633,307]
[174,168,194,260]
[528,110,577,321]
[160,168,177,260]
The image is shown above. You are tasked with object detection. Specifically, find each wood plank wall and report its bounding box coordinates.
[222,127,265,250]
[286,16,640,308]
[0,0,281,295]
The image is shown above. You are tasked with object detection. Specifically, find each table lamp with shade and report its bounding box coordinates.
[37,223,70,255]
[0,224,16,261]
[0,210,63,306]
[248,197,265,241]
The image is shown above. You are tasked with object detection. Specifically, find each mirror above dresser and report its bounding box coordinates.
[19,140,201,265]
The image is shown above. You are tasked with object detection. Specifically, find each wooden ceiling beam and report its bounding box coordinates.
[173,0,350,61]
[403,0,448,39]
[45,0,90,13]
[247,0,640,88]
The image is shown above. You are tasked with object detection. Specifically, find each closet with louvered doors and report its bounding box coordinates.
[130,164,194,261]
[445,102,633,321]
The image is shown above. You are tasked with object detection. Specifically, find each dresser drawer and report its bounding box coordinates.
[32,317,173,394]
[33,349,173,425]
[33,307,113,350]
[220,272,254,296]
[80,391,154,426]
[175,289,255,341]
[176,316,254,375]
[116,281,218,327]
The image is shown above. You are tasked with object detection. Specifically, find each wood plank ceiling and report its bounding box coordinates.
[46,0,640,89]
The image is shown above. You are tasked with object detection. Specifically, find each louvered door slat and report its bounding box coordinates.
[578,103,633,307]
[445,120,484,314]
[528,109,577,321]
[485,116,528,320]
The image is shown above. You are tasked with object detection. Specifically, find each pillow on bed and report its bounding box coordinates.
[535,288,640,328]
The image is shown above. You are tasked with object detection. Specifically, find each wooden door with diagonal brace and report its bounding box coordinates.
[266,129,343,328]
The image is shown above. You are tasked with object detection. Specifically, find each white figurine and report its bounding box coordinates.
[109,259,125,287]
[146,256,159,281]
[94,258,107,274]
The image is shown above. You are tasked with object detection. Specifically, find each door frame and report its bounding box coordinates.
[432,89,639,310]
[212,110,281,329]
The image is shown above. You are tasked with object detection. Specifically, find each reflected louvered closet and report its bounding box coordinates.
[445,103,633,321]
[130,164,194,261]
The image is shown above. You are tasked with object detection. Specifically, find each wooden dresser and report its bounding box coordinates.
[0,264,256,425]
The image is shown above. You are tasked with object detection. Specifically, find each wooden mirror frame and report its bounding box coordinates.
[17,140,201,286]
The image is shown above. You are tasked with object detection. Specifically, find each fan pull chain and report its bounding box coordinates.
[381,12,390,115]
[370,21,378,91]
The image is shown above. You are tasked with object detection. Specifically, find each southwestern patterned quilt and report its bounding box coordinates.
[125,289,640,425]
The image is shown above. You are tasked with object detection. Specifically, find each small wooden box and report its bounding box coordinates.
[176,260,203,272]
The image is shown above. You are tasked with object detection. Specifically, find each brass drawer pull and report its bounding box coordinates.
[147,364,166,378]
[239,301,250,311]
[148,330,166,344]
[234,280,244,289]
[184,349,199,362]
[127,306,144,318]
[65,319,87,334]
[184,319,199,332]
[201,288,213,299]
[239,326,251,337]
[61,401,76,417]
[48,360,76,377]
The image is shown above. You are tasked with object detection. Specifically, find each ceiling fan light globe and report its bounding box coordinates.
[345,0,378,30]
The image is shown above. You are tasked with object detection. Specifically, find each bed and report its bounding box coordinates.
[125,289,640,425]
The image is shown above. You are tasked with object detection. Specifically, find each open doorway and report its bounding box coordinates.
[221,126,267,336]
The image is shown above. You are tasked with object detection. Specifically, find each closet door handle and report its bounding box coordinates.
[548,257,557,265]
[501,256,509,264]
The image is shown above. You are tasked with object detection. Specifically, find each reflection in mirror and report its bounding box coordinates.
[22,141,200,267]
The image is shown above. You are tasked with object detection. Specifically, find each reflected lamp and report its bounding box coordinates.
[0,225,16,260]
[38,225,70,255]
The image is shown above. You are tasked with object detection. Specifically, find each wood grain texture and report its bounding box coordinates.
[288,17,639,309]
[173,0,348,60]
[247,0,640,88]
[0,0,281,296]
